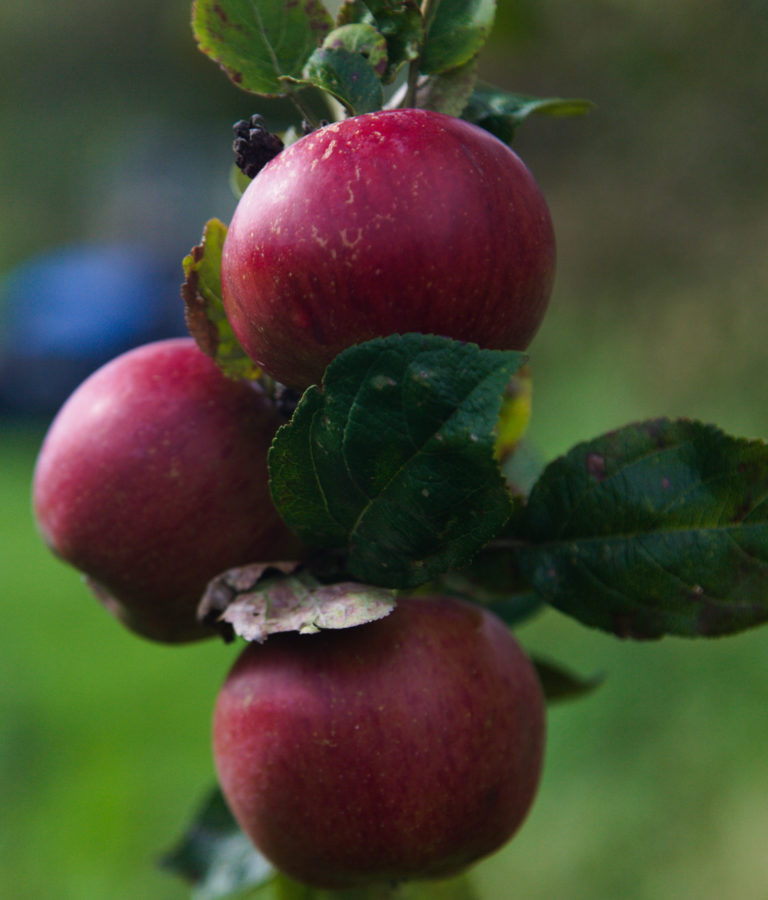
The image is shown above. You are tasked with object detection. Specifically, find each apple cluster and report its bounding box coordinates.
[32,108,554,890]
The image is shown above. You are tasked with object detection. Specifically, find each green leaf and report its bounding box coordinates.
[532,656,604,705]
[198,563,396,643]
[192,0,333,96]
[411,56,479,117]
[322,24,388,77]
[463,85,595,144]
[181,219,261,381]
[161,787,275,899]
[337,0,423,82]
[420,0,496,76]
[294,46,384,114]
[514,418,768,639]
[269,334,524,589]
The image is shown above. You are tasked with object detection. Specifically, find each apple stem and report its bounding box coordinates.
[403,0,442,109]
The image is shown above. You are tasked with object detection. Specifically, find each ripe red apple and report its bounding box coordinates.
[213,594,545,889]
[221,108,556,388]
[32,337,303,643]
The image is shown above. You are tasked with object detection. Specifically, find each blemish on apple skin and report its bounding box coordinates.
[340,228,362,248]
[311,225,328,249]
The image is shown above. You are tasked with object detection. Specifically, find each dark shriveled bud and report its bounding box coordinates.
[233,115,284,179]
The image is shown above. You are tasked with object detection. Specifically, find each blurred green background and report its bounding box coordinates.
[2,1,767,897]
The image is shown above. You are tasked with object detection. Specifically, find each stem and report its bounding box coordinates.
[403,0,442,108]
[287,89,321,130]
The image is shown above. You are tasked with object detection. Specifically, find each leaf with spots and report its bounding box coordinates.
[269,334,524,589]
[290,45,385,114]
[336,0,423,82]
[198,563,396,644]
[192,0,333,96]
[510,418,768,639]
[182,219,262,381]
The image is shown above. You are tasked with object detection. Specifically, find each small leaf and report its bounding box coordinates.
[182,219,261,381]
[514,418,768,638]
[322,24,388,77]
[337,0,423,82]
[292,46,385,114]
[269,334,524,589]
[198,563,396,643]
[420,0,496,76]
[532,656,604,704]
[161,787,274,899]
[463,84,594,144]
[412,56,479,117]
[192,0,333,96]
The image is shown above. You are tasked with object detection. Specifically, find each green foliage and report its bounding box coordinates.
[513,419,768,639]
[181,219,261,382]
[269,335,524,589]
[411,57,480,117]
[336,0,423,83]
[462,86,594,143]
[322,24,389,75]
[191,0,333,96]
[419,0,496,75]
[531,657,604,704]
[162,788,274,898]
[190,0,590,128]
[293,47,384,114]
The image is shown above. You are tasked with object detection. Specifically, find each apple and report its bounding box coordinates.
[32,337,303,643]
[221,107,556,389]
[213,594,545,888]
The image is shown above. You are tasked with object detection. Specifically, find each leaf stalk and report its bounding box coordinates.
[403,0,442,108]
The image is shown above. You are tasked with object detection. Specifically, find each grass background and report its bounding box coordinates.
[2,1,768,897]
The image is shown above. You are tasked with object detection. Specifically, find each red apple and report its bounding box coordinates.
[32,337,303,643]
[221,108,556,388]
[213,594,545,888]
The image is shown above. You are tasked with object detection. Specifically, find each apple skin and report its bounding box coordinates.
[221,108,556,389]
[32,337,303,643]
[212,594,545,889]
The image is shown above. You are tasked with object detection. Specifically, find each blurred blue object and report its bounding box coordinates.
[0,243,188,417]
